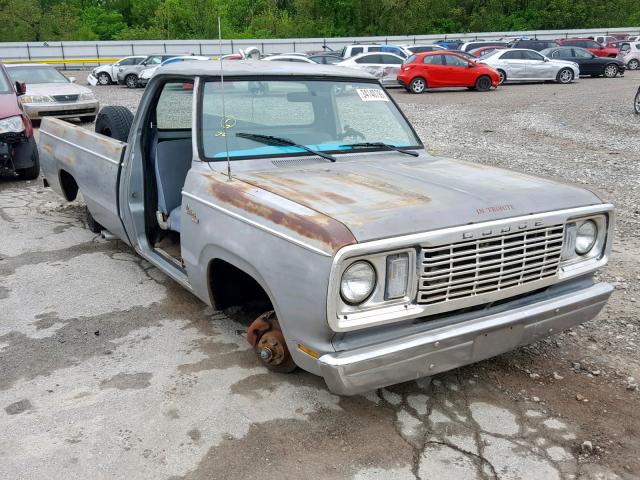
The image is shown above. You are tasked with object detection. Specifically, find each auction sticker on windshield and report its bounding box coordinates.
[356,88,389,101]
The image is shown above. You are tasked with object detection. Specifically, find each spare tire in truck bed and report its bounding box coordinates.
[95,106,134,142]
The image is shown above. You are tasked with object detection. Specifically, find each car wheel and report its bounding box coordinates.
[556,68,574,84]
[409,77,427,94]
[16,143,40,180]
[635,89,640,115]
[95,106,134,142]
[603,64,619,78]
[125,74,138,89]
[86,206,103,233]
[97,72,111,85]
[474,75,492,92]
[497,69,507,85]
[628,59,639,70]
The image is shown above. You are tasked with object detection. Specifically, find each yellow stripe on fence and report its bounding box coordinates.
[1,58,120,65]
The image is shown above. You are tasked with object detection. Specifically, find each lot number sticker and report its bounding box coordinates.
[356,88,389,102]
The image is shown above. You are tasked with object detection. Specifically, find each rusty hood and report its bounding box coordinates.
[232,155,602,243]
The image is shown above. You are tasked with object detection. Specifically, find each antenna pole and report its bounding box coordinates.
[218,16,232,181]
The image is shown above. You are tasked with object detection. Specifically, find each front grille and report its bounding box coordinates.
[418,224,564,305]
[39,108,96,117]
[53,94,79,102]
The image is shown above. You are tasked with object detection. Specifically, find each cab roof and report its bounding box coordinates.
[158,59,376,79]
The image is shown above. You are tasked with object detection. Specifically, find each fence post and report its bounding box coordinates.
[26,44,31,60]
[60,43,66,70]
[131,43,135,55]
[199,43,202,55]
[163,42,167,53]
[96,43,100,65]
[293,41,296,52]
[231,39,234,53]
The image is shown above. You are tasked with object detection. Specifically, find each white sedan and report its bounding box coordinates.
[479,49,580,84]
[337,52,405,86]
[138,56,210,86]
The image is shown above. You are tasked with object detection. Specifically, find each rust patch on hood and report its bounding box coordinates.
[241,169,431,212]
[202,173,356,253]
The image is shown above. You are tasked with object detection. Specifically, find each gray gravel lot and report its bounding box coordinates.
[1,70,639,480]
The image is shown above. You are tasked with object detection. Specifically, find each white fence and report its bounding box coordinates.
[1,27,638,68]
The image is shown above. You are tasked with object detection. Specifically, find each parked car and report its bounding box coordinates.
[459,41,508,53]
[339,44,407,59]
[6,64,99,122]
[635,85,640,114]
[469,46,502,58]
[116,54,186,88]
[594,35,618,46]
[308,53,343,65]
[398,51,500,93]
[433,39,464,49]
[0,63,38,179]
[87,56,146,86]
[399,44,446,54]
[138,56,210,87]
[540,47,625,77]
[509,39,560,51]
[479,49,579,84]
[338,52,405,86]
[618,42,640,70]
[558,39,618,58]
[37,60,614,395]
[263,54,316,63]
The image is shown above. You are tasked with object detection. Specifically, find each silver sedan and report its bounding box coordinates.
[6,64,99,121]
[479,49,580,84]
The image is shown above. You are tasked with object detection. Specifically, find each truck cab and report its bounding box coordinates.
[38,61,614,395]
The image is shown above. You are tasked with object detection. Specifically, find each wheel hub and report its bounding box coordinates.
[247,310,296,373]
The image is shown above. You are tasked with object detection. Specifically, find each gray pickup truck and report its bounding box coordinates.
[39,61,614,395]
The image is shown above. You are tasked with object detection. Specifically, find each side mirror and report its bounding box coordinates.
[15,81,26,95]
[544,57,550,62]
[467,62,476,68]
[69,76,76,83]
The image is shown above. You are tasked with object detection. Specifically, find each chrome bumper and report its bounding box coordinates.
[319,282,613,395]
[22,100,99,120]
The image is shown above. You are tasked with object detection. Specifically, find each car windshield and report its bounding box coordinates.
[200,79,421,160]
[7,66,69,84]
[0,70,10,92]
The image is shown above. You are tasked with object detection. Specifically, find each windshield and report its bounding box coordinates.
[200,79,421,161]
[7,66,69,84]
[0,69,10,92]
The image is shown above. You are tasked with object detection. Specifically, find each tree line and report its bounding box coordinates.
[1,0,639,42]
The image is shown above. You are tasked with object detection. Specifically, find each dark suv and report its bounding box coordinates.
[510,39,559,51]
[0,63,38,179]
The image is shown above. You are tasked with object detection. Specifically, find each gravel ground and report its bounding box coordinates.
[1,70,639,480]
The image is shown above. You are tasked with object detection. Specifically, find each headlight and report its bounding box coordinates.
[20,95,52,103]
[575,220,597,255]
[80,92,95,100]
[340,261,376,305]
[562,215,605,262]
[0,115,25,134]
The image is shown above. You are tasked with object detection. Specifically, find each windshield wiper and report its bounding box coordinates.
[340,142,419,157]
[236,132,336,162]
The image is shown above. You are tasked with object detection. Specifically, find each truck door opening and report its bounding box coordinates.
[145,79,194,266]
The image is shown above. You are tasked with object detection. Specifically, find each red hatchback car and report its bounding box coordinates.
[397,51,500,93]
[558,38,619,58]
